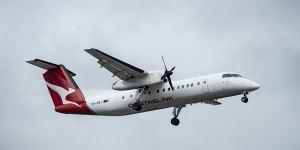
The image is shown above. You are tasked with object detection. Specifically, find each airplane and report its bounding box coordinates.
[27,48,260,126]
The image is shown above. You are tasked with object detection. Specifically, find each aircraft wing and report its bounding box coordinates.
[202,100,222,105]
[85,48,148,80]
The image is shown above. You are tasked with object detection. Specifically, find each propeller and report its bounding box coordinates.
[161,56,175,90]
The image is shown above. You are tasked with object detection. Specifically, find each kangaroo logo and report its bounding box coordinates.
[46,82,81,108]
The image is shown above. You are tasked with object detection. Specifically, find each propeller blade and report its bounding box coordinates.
[167,75,174,91]
[170,66,175,72]
[160,57,175,88]
[162,56,168,71]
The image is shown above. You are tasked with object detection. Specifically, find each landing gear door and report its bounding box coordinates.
[202,78,209,93]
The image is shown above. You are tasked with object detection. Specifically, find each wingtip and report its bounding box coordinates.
[26,59,38,64]
[84,48,98,52]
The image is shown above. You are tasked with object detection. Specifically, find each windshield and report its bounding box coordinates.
[222,74,242,78]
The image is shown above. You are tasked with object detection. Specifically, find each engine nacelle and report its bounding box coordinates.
[112,71,164,90]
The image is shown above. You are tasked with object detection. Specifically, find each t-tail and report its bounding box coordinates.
[27,59,93,115]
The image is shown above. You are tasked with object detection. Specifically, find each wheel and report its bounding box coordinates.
[133,103,142,111]
[132,102,142,111]
[241,96,248,103]
[171,118,180,126]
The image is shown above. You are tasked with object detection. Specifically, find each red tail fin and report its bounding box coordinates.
[43,65,85,107]
[27,59,93,115]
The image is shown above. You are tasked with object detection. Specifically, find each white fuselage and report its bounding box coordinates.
[84,72,259,116]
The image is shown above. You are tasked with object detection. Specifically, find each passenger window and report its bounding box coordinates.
[157,89,159,93]
[163,88,165,92]
[204,81,206,84]
[130,95,133,98]
[168,87,170,91]
[191,83,193,87]
[182,85,184,88]
[187,84,189,87]
[197,82,200,85]
[122,96,125,99]
[177,86,180,89]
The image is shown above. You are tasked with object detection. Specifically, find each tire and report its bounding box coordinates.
[241,97,248,103]
[132,103,142,111]
[171,118,180,126]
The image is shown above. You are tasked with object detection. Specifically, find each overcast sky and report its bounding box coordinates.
[1,0,300,150]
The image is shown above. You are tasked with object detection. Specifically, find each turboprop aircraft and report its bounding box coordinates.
[27,48,259,126]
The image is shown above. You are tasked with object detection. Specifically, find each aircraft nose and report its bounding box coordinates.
[247,81,260,91]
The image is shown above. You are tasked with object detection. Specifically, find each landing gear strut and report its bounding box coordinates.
[171,105,184,126]
[241,92,249,103]
[132,86,148,111]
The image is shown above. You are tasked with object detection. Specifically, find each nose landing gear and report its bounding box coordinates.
[241,92,249,103]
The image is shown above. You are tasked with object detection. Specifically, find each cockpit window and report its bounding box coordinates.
[232,74,242,77]
[222,74,232,78]
[222,74,242,78]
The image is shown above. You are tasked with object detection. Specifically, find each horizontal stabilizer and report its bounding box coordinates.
[26,59,76,76]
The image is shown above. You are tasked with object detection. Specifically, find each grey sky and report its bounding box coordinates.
[1,0,299,150]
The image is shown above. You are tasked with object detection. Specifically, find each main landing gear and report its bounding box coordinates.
[132,86,148,111]
[171,105,184,126]
[241,92,249,103]
[132,102,142,111]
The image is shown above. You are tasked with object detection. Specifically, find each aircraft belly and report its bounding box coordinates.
[87,94,200,116]
[91,101,134,116]
[86,85,217,116]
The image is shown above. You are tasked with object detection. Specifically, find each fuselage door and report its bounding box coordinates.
[202,78,209,93]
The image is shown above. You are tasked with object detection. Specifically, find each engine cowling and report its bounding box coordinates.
[112,71,164,90]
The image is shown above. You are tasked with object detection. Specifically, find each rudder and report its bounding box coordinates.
[27,59,93,115]
[43,65,85,107]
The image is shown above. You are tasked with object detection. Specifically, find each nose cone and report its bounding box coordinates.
[247,81,260,91]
